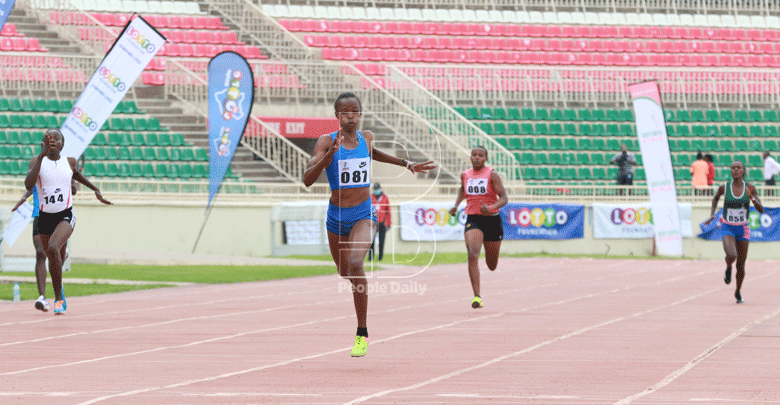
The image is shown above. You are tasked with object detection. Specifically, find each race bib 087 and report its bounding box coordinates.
[338,157,370,187]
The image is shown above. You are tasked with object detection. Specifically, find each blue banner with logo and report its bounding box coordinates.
[207,52,254,207]
[501,203,584,240]
[698,207,780,242]
[0,1,16,32]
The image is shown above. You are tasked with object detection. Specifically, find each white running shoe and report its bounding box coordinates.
[35,296,49,312]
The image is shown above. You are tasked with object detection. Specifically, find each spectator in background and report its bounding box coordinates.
[691,151,709,196]
[610,143,637,194]
[368,183,391,262]
[763,151,780,197]
[705,154,716,195]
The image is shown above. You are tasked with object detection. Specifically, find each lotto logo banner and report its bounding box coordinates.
[399,202,465,241]
[61,16,165,158]
[502,203,584,240]
[593,203,693,239]
[207,52,254,207]
[698,207,780,242]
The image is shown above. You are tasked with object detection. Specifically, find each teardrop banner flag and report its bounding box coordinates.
[207,51,254,207]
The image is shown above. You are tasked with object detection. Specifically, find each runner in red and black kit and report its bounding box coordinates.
[449,146,508,309]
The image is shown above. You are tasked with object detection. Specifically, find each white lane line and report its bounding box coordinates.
[613,305,780,405]
[342,270,780,405]
[72,268,711,405]
[439,393,581,399]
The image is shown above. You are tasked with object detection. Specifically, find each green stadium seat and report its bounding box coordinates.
[750,140,762,151]
[21,145,33,159]
[105,147,118,160]
[169,148,181,161]
[705,125,720,137]
[591,153,605,165]
[82,162,95,176]
[519,152,533,164]
[143,148,157,160]
[108,132,122,146]
[20,115,33,129]
[195,148,208,161]
[132,133,146,146]
[479,123,494,134]
[592,139,606,150]
[619,124,634,136]
[563,123,577,135]
[179,163,193,178]
[592,109,606,121]
[677,154,691,166]
[520,123,533,135]
[493,108,507,120]
[676,110,691,122]
[479,108,493,120]
[118,163,131,177]
[7,131,20,144]
[691,110,705,122]
[749,110,763,122]
[764,110,779,122]
[94,162,107,177]
[521,108,534,120]
[142,163,155,177]
[548,152,562,165]
[606,139,621,151]
[521,167,537,180]
[720,155,733,166]
[534,152,548,165]
[112,101,126,114]
[733,154,747,165]
[765,140,779,152]
[735,110,749,122]
[577,109,592,121]
[563,109,577,121]
[454,106,466,117]
[550,167,564,180]
[578,123,591,136]
[619,110,633,122]
[9,99,22,112]
[194,164,209,178]
[634,168,646,180]
[0,99,9,111]
[493,123,507,135]
[168,164,180,178]
[59,100,73,114]
[605,124,620,136]
[495,137,509,148]
[93,147,106,160]
[135,118,148,131]
[536,167,551,180]
[720,110,734,122]
[509,137,522,150]
[549,138,563,150]
[720,126,734,137]
[106,163,119,177]
[8,145,21,159]
[181,148,195,161]
[606,109,620,121]
[664,110,676,122]
[507,108,521,120]
[705,110,719,122]
[21,99,34,112]
[564,138,577,150]
[120,133,132,146]
[118,146,131,160]
[45,116,58,128]
[691,139,705,151]
[635,154,643,165]
[706,139,721,152]
[125,100,142,114]
[154,163,168,178]
[549,109,564,120]
[548,123,563,135]
[44,99,59,113]
[0,131,6,144]
[665,124,674,136]
[466,107,479,120]
[578,167,592,180]
[535,109,549,120]
[6,115,19,128]
[675,125,690,137]
[675,168,691,181]
[748,155,762,167]
[578,138,593,150]
[110,118,124,131]
[591,124,605,136]
[765,126,778,137]
[734,140,749,151]
[749,126,763,137]
[749,169,763,182]
[506,123,521,135]
[534,138,548,150]
[592,167,607,180]
[92,133,107,146]
[691,125,706,136]
[130,147,144,160]
[33,99,47,112]
[576,152,591,165]
[534,123,548,135]
[157,148,170,161]
[717,167,729,179]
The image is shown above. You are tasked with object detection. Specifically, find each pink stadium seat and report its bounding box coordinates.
[179,44,194,57]
[367,22,384,34]
[614,40,630,52]
[633,26,649,38]
[422,36,437,49]
[546,39,562,51]
[576,26,592,38]
[424,22,439,35]
[687,54,704,67]
[688,27,704,39]
[630,40,644,52]
[631,54,648,66]
[472,24,491,36]
[748,55,763,67]
[544,25,562,38]
[447,23,465,36]
[763,30,778,41]
[12,38,26,51]
[192,44,209,57]
[170,16,183,29]
[764,55,779,67]
[703,54,718,67]
[396,22,412,34]
[27,38,45,52]
[716,28,733,40]
[674,41,688,53]
[659,41,674,52]
[561,25,577,38]
[758,42,774,54]
[2,23,19,36]
[380,36,396,49]
[748,30,763,41]
[181,16,194,30]
[730,42,744,53]
[411,22,426,35]
[493,24,509,36]
[382,22,398,34]
[618,26,633,39]
[674,27,687,39]
[341,35,357,48]
[733,29,747,41]
[592,53,608,66]
[660,27,675,39]
[718,55,734,66]
[193,16,208,30]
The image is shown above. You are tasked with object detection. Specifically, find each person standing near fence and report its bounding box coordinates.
[763,151,780,197]
[704,161,763,304]
[368,183,391,262]
[449,146,508,309]
[302,92,435,357]
[610,143,637,189]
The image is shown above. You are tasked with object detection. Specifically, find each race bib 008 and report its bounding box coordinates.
[466,178,488,195]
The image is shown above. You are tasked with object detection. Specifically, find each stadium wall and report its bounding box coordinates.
[1,204,772,263]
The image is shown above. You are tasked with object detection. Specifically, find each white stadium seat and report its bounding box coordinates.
[502,10,517,23]
[338,7,353,20]
[624,13,641,25]
[556,11,572,25]
[300,6,316,19]
[529,11,544,24]
[652,13,668,26]
[462,9,477,22]
[766,16,780,28]
[489,10,504,22]
[751,15,766,28]
[679,14,695,26]
[665,14,680,26]
[693,14,708,26]
[543,11,557,24]
[450,9,465,22]
[638,13,654,25]
[736,15,751,27]
[475,9,490,22]
[261,4,275,16]
[585,12,600,25]
[720,14,736,27]
[407,8,423,21]
[569,12,585,24]
[274,5,289,18]
[379,7,396,20]
[146,1,162,14]
[393,8,409,20]
[422,8,437,22]
[597,12,613,25]
[707,14,722,27]
[515,11,530,24]
[366,7,381,20]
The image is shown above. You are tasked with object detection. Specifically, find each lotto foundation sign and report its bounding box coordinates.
[502,203,584,240]
[594,203,693,239]
[399,202,465,241]
[698,207,780,242]
[61,16,165,158]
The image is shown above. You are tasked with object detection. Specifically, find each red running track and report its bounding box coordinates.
[1,257,780,405]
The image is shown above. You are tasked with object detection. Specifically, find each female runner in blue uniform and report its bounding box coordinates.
[704,160,763,304]
[303,92,435,357]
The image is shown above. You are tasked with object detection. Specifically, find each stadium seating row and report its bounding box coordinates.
[519,166,763,182]
[496,135,779,153]
[265,6,779,29]
[306,34,780,55]
[0,37,46,52]
[52,12,224,30]
[68,0,203,15]
[157,29,242,45]
[457,106,780,123]
[142,72,305,88]
[0,24,23,37]
[290,19,780,42]
[0,144,203,162]
[0,99,142,114]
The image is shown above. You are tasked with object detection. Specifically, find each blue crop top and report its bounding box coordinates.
[325,131,371,191]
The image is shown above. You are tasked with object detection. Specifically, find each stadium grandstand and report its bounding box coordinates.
[1,0,779,258]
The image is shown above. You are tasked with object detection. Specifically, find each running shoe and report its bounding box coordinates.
[34,296,49,312]
[351,336,369,357]
[53,300,66,315]
[61,288,67,311]
[724,268,732,285]
[735,291,744,304]
[471,296,483,309]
